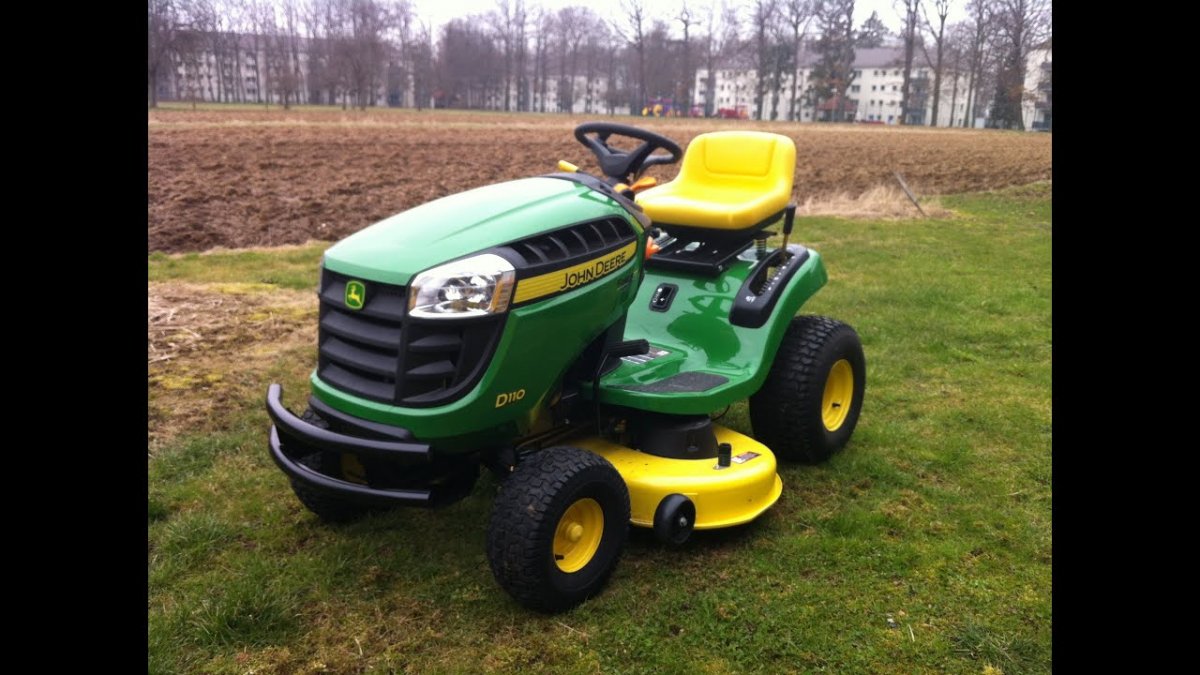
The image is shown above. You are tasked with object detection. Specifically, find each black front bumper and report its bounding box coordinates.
[267,383,451,507]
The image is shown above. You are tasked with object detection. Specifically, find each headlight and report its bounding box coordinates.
[408,253,516,319]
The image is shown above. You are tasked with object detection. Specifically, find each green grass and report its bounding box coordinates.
[148,242,329,290]
[148,183,1051,674]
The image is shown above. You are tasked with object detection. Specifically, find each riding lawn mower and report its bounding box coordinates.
[266,122,866,612]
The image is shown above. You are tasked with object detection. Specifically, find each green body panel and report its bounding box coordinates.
[322,177,627,285]
[307,171,827,452]
[593,247,827,414]
[312,173,647,453]
[313,229,645,453]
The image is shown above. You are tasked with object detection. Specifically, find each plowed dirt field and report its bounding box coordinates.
[148,107,1050,252]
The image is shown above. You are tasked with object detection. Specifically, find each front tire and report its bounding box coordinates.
[750,315,866,463]
[486,446,630,612]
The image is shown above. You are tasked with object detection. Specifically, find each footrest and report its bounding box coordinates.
[616,371,729,394]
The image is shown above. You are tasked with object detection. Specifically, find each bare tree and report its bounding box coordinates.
[642,19,678,113]
[172,0,212,109]
[408,18,435,109]
[343,0,394,109]
[189,0,225,102]
[750,0,779,121]
[303,0,332,104]
[920,0,949,126]
[677,3,695,116]
[604,43,623,114]
[277,0,306,108]
[247,0,277,106]
[943,21,971,126]
[786,0,814,121]
[896,0,920,124]
[701,0,740,117]
[810,0,855,122]
[961,0,992,127]
[149,0,184,107]
[212,0,244,102]
[582,21,612,113]
[612,0,649,113]
[554,6,589,113]
[988,0,1049,129]
[513,1,528,111]
[225,0,253,102]
[257,2,293,107]
[491,0,518,112]
[855,10,887,47]
[532,7,552,112]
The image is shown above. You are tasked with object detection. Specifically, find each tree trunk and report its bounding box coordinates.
[637,43,646,114]
[900,2,916,125]
[930,18,945,126]
[789,25,800,121]
[948,68,959,127]
[964,64,976,127]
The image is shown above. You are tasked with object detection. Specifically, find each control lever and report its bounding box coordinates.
[779,203,796,258]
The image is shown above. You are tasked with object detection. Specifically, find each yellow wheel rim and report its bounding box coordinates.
[822,359,854,432]
[553,498,604,573]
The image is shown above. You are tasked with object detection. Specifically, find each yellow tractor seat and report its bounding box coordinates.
[637,131,796,232]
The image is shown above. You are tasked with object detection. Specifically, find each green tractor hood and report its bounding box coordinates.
[322,177,632,285]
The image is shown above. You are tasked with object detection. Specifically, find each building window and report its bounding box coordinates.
[888,115,894,122]
[893,85,898,91]
[894,70,900,75]
[871,85,876,91]
[851,85,860,93]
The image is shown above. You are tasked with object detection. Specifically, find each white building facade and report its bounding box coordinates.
[695,46,1029,129]
[1022,45,1052,131]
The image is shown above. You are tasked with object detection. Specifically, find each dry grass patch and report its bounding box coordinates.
[798,184,951,219]
[148,282,317,451]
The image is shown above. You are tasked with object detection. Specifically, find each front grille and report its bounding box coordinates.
[316,267,504,408]
[501,218,635,274]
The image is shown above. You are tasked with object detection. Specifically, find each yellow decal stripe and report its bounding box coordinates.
[513,241,638,304]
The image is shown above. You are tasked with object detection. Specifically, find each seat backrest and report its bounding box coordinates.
[676,131,795,194]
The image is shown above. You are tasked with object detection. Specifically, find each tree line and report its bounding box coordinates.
[148,0,1049,129]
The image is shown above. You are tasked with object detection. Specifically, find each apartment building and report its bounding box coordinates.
[1023,45,1051,131]
[695,46,977,126]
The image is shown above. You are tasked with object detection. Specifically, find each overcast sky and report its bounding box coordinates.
[410,0,967,36]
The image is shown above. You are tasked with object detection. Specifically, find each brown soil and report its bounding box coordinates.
[148,108,1051,253]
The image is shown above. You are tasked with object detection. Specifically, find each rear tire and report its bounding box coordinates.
[486,446,630,612]
[750,315,866,463]
[289,407,381,524]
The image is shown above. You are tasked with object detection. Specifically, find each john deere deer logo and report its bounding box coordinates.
[345,280,366,310]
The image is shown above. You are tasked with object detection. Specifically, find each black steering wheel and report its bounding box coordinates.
[573,122,683,183]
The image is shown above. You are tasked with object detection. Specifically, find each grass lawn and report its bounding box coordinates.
[148,183,1051,674]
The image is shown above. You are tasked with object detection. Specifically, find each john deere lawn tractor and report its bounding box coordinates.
[266,122,866,612]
